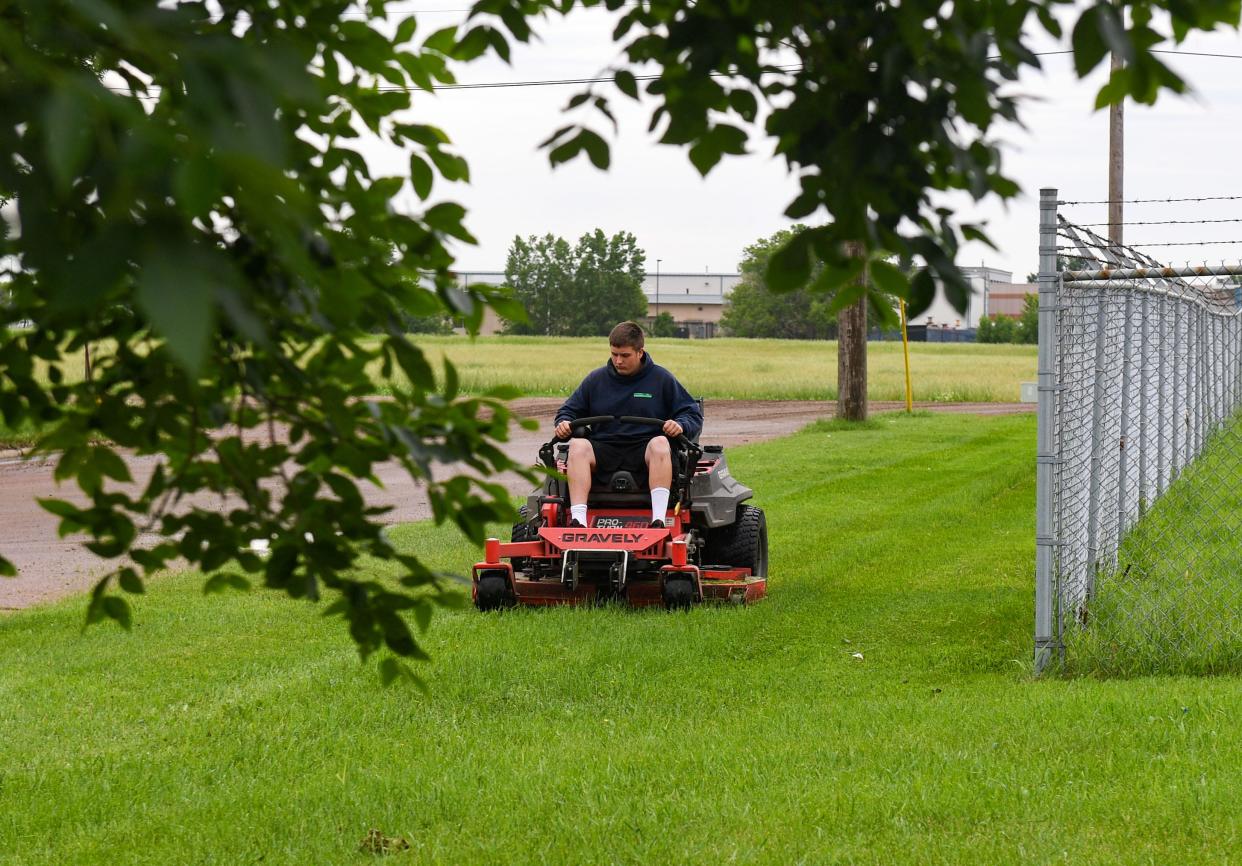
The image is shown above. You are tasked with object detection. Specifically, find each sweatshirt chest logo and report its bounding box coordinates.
[633,392,653,399]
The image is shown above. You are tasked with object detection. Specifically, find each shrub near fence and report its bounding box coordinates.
[1035,189,1242,674]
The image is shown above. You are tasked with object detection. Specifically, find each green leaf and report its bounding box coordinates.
[443,357,459,399]
[379,656,428,691]
[413,599,432,633]
[1094,66,1130,110]
[579,129,610,169]
[688,140,720,176]
[0,556,15,578]
[138,243,217,375]
[390,338,436,389]
[204,573,252,594]
[38,498,82,520]
[424,25,458,55]
[424,202,474,242]
[44,84,93,193]
[93,446,133,483]
[489,296,528,323]
[1071,6,1111,77]
[173,154,221,219]
[728,88,758,121]
[615,69,638,98]
[394,14,418,44]
[766,230,814,293]
[117,568,145,594]
[486,384,523,400]
[102,596,132,630]
[907,269,937,319]
[869,260,909,298]
[426,147,471,183]
[409,153,433,199]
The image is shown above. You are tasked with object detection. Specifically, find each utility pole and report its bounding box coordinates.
[838,241,868,421]
[1108,9,1124,245]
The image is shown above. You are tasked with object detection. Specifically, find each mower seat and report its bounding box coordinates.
[598,470,641,493]
[587,469,652,509]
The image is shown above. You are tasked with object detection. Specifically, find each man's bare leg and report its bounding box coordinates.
[645,436,672,526]
[566,438,596,526]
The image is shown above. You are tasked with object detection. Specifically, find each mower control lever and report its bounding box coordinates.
[559,415,616,438]
[617,415,701,455]
[540,415,617,469]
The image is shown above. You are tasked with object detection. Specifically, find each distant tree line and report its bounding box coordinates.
[720,226,895,340]
[502,230,647,336]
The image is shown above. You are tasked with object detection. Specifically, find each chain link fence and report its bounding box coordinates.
[1035,189,1242,674]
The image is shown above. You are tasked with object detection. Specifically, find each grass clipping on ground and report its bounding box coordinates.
[2,412,1240,865]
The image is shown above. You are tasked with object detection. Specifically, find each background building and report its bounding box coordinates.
[641,271,740,339]
[452,269,739,337]
[908,265,1034,330]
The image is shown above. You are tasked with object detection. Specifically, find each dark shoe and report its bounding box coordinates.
[569,519,586,528]
[649,519,666,529]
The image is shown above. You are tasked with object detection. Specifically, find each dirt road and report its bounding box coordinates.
[0,399,1031,609]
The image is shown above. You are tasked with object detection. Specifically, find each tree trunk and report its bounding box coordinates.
[837,242,867,421]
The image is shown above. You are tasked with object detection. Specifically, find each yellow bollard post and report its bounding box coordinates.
[899,299,913,413]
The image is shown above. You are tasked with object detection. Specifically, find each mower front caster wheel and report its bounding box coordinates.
[475,573,512,611]
[663,577,696,611]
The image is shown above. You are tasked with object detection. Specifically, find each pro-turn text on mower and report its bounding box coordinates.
[472,413,768,610]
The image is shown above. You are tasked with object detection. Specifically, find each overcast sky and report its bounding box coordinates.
[374,5,1242,280]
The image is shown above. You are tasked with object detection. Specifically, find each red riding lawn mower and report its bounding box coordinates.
[472,413,768,610]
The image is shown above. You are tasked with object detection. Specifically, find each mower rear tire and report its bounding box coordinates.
[475,572,511,611]
[704,504,768,577]
[509,506,538,573]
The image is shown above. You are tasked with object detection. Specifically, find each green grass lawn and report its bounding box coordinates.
[410,335,1036,402]
[3,413,1239,865]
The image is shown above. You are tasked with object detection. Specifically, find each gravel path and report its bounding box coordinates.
[0,399,1032,609]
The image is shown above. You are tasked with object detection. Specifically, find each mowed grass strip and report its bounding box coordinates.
[407,335,1036,402]
[3,413,1240,865]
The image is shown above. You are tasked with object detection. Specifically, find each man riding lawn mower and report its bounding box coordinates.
[472,322,768,610]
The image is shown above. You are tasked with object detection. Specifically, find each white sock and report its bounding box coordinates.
[570,504,588,526]
[650,487,670,525]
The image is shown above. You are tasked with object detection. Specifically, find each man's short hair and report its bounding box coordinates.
[609,321,645,350]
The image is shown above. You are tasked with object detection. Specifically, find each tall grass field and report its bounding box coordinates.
[410,335,1036,402]
[0,336,1033,449]
[3,412,1239,865]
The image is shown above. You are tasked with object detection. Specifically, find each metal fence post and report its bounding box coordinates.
[1172,302,1182,482]
[1085,287,1108,600]
[1213,316,1222,430]
[1196,313,1204,456]
[1035,188,1060,672]
[1118,292,1134,537]
[1158,295,1167,498]
[1139,292,1149,513]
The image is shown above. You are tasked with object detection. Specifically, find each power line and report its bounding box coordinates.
[94,41,1242,100]
[1151,48,1242,60]
[107,64,801,98]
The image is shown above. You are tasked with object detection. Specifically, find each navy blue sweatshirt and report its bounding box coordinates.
[555,352,702,444]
